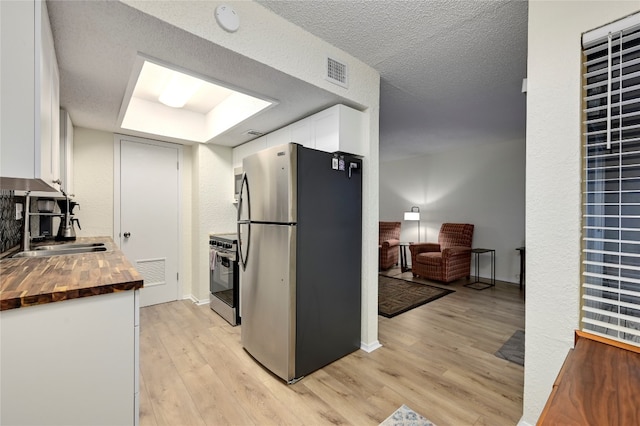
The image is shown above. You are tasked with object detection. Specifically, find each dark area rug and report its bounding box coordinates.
[378,275,454,318]
[495,330,525,366]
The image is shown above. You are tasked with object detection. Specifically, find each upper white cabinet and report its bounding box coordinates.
[0,0,60,192]
[60,109,74,194]
[232,136,267,168]
[311,104,365,156]
[232,104,365,168]
[40,0,61,191]
[289,118,314,149]
[265,126,291,148]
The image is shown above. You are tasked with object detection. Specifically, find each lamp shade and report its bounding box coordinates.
[404,206,421,242]
[404,211,420,221]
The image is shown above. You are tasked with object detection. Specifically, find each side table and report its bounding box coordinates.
[465,248,496,290]
[399,242,412,272]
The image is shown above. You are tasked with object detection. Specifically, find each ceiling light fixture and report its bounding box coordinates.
[118,56,276,144]
[158,73,203,108]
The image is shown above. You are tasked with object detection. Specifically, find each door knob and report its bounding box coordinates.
[123,232,131,238]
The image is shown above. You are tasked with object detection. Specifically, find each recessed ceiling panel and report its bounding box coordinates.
[119,58,275,143]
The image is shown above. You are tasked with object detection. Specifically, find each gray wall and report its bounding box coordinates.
[380,138,525,283]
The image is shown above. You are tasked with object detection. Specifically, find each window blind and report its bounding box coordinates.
[581,12,640,346]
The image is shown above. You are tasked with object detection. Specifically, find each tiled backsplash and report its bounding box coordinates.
[0,190,22,253]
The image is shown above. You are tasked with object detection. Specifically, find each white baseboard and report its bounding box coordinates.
[360,340,382,353]
[183,294,210,306]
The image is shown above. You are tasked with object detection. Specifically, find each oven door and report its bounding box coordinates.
[210,249,236,307]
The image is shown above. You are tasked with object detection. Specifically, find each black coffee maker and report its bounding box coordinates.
[56,196,80,241]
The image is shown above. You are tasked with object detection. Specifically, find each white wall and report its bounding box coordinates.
[191,143,236,301]
[523,2,640,425]
[124,0,382,348]
[380,138,525,283]
[73,127,114,238]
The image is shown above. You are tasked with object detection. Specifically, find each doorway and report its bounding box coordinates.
[114,135,182,307]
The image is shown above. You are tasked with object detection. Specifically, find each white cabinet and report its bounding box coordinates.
[231,105,365,203]
[233,104,366,186]
[0,290,139,425]
[60,109,74,194]
[289,117,314,149]
[39,0,61,191]
[0,0,60,192]
[311,104,365,156]
[232,136,267,168]
[286,105,365,155]
[266,126,290,148]
[231,104,365,174]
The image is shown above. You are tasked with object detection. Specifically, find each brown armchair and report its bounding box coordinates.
[409,223,474,283]
[379,221,401,270]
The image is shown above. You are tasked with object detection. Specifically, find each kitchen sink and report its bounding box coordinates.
[12,246,108,258]
[33,243,105,251]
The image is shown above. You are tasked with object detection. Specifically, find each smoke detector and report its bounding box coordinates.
[325,56,348,88]
[215,5,240,33]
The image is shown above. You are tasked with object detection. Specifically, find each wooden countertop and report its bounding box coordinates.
[0,237,143,311]
[538,331,640,425]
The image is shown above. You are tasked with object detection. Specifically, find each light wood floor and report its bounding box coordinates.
[139,268,525,426]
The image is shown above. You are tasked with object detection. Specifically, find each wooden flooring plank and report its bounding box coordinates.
[180,363,254,426]
[301,370,383,425]
[138,369,157,426]
[139,316,206,426]
[138,268,525,425]
[263,376,351,425]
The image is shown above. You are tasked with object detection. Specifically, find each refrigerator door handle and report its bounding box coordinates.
[237,173,251,271]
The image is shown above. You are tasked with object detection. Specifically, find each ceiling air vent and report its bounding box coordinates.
[325,56,348,88]
[245,129,264,137]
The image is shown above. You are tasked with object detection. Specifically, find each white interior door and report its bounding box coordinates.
[119,138,179,307]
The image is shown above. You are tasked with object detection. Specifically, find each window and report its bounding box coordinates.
[581,12,640,346]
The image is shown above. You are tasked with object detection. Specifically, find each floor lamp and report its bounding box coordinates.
[403,206,420,242]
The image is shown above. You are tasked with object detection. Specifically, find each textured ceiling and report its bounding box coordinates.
[47,0,528,161]
[47,1,353,147]
[257,0,529,162]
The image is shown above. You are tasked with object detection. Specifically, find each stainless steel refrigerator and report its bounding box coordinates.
[237,143,362,383]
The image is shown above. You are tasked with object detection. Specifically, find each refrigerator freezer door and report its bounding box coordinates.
[242,143,297,224]
[240,223,296,382]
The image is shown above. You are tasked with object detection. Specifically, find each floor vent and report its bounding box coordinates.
[136,258,166,287]
[326,56,348,88]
